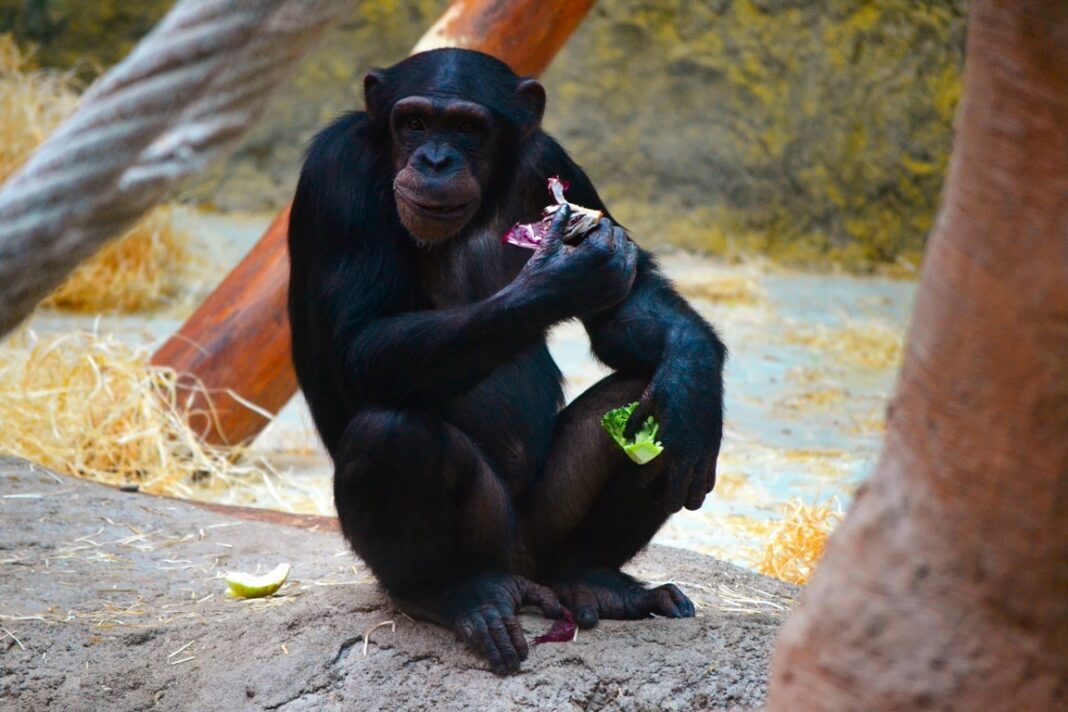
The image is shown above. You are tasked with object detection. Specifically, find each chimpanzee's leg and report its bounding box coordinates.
[333,409,560,673]
[518,374,695,629]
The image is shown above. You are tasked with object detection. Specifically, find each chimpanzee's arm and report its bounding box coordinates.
[585,254,726,513]
[290,117,632,413]
[544,140,727,512]
[334,273,564,408]
[290,116,556,411]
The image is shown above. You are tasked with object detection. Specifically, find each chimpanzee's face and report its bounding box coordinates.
[389,96,494,243]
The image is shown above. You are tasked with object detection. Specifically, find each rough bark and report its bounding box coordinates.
[767,1,1068,709]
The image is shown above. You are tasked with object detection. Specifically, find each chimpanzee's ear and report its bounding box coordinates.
[516,78,546,129]
[364,70,387,117]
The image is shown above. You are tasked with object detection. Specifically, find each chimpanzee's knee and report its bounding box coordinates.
[333,409,517,592]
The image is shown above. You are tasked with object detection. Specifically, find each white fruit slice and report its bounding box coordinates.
[225,563,291,599]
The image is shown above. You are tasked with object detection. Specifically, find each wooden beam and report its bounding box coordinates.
[152,208,294,444]
[152,0,596,445]
[413,0,596,77]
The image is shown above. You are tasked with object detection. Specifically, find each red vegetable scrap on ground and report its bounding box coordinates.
[535,608,577,644]
[502,177,603,249]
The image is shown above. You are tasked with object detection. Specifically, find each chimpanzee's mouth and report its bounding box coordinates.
[396,191,475,221]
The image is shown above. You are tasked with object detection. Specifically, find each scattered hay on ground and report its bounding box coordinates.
[1,34,193,313]
[675,273,766,306]
[776,386,848,413]
[848,411,886,435]
[711,471,753,500]
[754,498,842,586]
[786,321,903,369]
[0,331,326,513]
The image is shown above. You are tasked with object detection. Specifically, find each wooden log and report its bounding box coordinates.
[152,208,294,444]
[413,0,597,77]
[152,0,596,445]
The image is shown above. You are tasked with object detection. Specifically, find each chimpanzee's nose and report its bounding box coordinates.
[417,145,454,174]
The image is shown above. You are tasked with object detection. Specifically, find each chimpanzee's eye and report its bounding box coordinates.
[406,117,425,132]
[457,120,476,134]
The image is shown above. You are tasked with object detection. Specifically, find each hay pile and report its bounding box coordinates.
[43,206,194,312]
[0,35,192,313]
[0,35,78,177]
[755,498,842,585]
[675,273,765,306]
[0,330,327,512]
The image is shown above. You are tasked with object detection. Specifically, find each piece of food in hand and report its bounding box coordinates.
[601,402,664,465]
[502,176,604,249]
[224,563,291,599]
[534,608,577,644]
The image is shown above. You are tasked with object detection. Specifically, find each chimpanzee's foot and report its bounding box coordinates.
[396,573,561,674]
[547,568,694,629]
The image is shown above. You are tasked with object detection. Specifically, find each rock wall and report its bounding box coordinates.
[1,0,966,266]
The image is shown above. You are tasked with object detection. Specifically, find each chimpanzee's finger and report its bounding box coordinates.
[458,612,506,674]
[564,212,611,247]
[620,231,639,284]
[623,387,656,440]
[661,460,696,513]
[455,614,476,646]
[623,230,639,263]
[702,453,719,493]
[653,584,695,618]
[504,615,529,661]
[574,217,615,251]
[605,221,624,252]
[568,588,600,629]
[541,204,571,251]
[651,585,686,618]
[519,578,563,619]
[483,607,520,673]
[685,465,708,511]
[675,590,697,618]
[477,621,508,674]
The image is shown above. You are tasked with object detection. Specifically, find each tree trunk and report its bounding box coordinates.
[767,2,1068,709]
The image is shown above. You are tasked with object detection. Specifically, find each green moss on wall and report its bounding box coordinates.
[2,0,966,269]
[0,0,172,74]
[542,0,966,270]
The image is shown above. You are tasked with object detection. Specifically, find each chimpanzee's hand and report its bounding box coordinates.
[625,358,723,512]
[450,574,562,674]
[517,205,639,318]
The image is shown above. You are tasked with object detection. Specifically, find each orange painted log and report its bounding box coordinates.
[152,0,597,445]
[413,0,597,77]
[153,207,294,444]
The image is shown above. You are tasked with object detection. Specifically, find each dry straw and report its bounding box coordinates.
[42,205,194,312]
[786,321,903,369]
[675,273,766,306]
[0,34,192,313]
[0,330,309,507]
[755,498,843,586]
[0,35,78,178]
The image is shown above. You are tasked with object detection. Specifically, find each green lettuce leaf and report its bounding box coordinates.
[600,402,664,465]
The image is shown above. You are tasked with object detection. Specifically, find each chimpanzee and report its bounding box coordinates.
[287,48,725,674]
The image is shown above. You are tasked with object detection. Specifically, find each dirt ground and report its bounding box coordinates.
[0,456,798,711]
